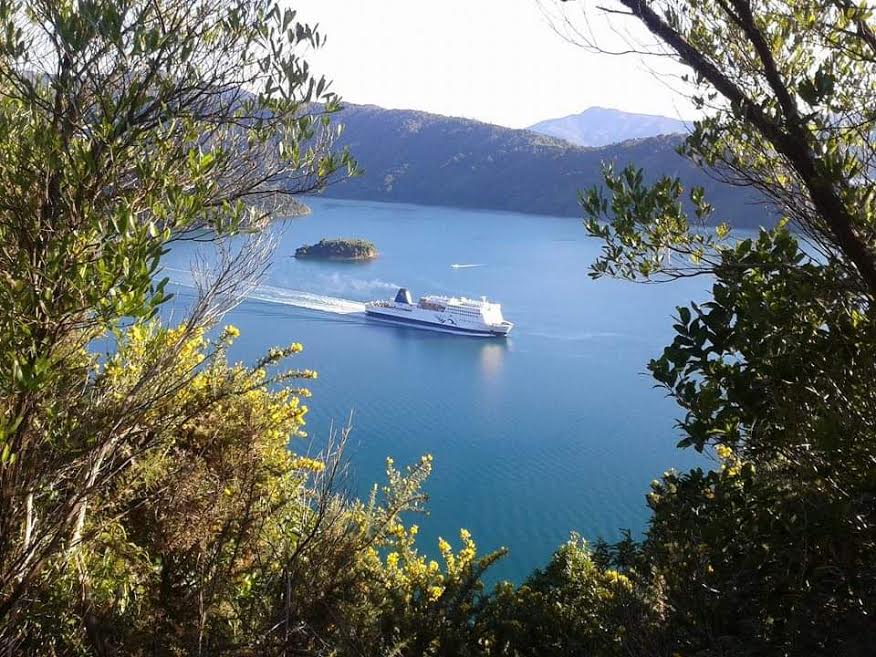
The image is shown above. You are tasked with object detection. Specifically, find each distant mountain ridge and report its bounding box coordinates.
[528,107,690,148]
[319,104,770,228]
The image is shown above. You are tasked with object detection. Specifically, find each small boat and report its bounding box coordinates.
[365,288,513,337]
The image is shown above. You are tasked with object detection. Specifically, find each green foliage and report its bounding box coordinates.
[279,455,508,657]
[581,0,876,291]
[14,324,321,654]
[570,0,876,654]
[8,0,876,655]
[581,161,876,652]
[0,0,358,646]
[583,164,728,280]
[0,2,512,654]
[9,323,508,656]
[637,229,876,653]
[478,535,651,657]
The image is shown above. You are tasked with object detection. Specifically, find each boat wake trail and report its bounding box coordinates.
[450,263,485,269]
[248,284,365,315]
[165,269,365,315]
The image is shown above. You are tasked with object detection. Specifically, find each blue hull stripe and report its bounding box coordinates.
[365,310,503,336]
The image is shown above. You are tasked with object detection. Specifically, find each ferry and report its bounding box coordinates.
[365,288,513,337]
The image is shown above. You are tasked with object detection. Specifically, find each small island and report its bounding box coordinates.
[294,238,378,261]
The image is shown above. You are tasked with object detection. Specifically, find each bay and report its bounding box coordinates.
[162,197,709,583]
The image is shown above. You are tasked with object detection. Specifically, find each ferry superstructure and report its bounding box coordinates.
[365,288,513,337]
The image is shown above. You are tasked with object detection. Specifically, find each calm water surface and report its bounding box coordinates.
[163,197,709,583]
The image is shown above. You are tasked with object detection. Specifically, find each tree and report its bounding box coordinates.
[12,321,495,656]
[477,534,652,657]
[14,322,321,654]
[0,0,357,644]
[319,458,506,657]
[556,0,876,293]
[0,2,512,654]
[548,0,876,653]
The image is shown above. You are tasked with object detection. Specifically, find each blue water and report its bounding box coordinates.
[162,197,709,583]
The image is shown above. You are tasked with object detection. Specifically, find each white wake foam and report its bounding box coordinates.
[164,268,366,315]
[247,284,365,314]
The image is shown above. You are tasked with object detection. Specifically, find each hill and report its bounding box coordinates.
[320,104,770,228]
[528,106,690,147]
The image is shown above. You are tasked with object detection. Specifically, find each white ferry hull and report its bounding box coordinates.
[365,288,513,338]
[365,309,508,337]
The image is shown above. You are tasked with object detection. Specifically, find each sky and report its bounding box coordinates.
[290,0,699,129]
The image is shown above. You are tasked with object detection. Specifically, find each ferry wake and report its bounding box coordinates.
[365,288,513,337]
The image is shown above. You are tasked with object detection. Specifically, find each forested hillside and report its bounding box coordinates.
[323,104,772,228]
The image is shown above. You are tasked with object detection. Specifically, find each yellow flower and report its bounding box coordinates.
[604,569,633,591]
[427,585,444,602]
[406,559,427,578]
[715,444,733,460]
[386,552,400,569]
[290,457,325,473]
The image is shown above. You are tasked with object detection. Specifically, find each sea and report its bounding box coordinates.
[161,196,710,584]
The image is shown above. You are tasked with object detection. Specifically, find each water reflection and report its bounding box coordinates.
[368,322,509,381]
[478,341,508,380]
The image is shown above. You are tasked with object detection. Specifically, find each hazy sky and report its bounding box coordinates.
[290,0,698,129]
